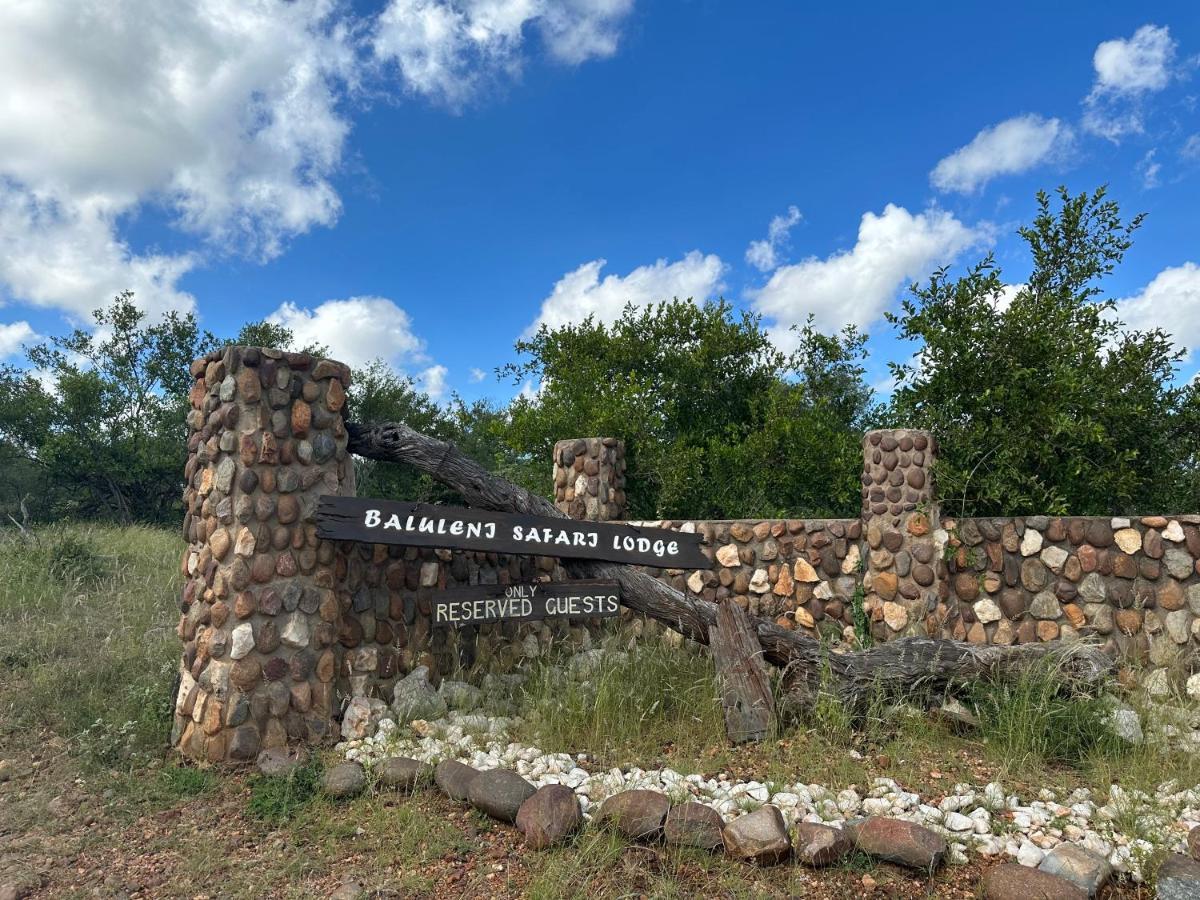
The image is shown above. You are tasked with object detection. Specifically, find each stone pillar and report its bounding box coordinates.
[553,438,627,522]
[860,429,946,640]
[173,346,353,763]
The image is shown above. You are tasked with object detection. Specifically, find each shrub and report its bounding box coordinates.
[48,533,109,584]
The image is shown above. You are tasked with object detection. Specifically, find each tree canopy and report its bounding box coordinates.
[500,300,875,519]
[0,185,1195,527]
[887,187,1198,516]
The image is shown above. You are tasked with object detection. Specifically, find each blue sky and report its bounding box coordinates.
[1,2,1197,401]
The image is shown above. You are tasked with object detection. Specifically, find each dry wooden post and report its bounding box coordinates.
[709,598,775,743]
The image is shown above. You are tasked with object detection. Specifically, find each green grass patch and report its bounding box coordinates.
[246,757,324,824]
[514,638,725,762]
[0,523,180,769]
[968,656,1122,767]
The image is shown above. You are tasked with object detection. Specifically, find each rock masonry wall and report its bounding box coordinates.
[938,514,1200,666]
[173,348,1199,762]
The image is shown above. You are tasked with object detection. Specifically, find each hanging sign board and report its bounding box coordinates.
[431,579,621,626]
[316,497,707,568]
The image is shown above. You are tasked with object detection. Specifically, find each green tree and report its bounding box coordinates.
[500,300,874,518]
[2,292,219,523]
[887,186,1196,516]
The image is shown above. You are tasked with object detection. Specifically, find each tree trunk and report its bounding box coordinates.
[346,421,1115,706]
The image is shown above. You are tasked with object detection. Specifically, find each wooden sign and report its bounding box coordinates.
[432,579,621,626]
[316,497,707,568]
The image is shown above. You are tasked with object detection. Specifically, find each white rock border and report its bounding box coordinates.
[338,712,1200,882]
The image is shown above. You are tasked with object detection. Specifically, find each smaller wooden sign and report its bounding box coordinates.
[432,579,621,626]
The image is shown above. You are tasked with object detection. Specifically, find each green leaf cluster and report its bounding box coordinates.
[888,187,1198,516]
[499,299,875,518]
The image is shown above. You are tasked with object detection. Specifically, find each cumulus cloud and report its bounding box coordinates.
[930,115,1072,194]
[745,205,802,272]
[1083,24,1178,142]
[0,191,198,319]
[0,0,634,321]
[372,0,633,107]
[0,0,356,318]
[267,296,428,370]
[525,250,726,335]
[0,321,40,358]
[748,204,988,343]
[1115,262,1200,361]
[416,363,449,400]
[469,367,488,382]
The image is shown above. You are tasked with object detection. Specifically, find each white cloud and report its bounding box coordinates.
[745,205,802,272]
[1182,134,1200,161]
[267,296,428,370]
[416,363,449,400]
[1083,24,1178,142]
[0,191,198,319]
[0,0,633,321]
[1137,149,1162,189]
[749,204,988,342]
[1092,24,1176,94]
[525,250,726,335]
[469,367,488,382]
[372,0,633,107]
[0,321,40,358]
[930,115,1072,194]
[1115,263,1200,361]
[0,0,357,318]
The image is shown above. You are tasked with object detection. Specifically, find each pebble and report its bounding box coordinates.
[339,710,1200,883]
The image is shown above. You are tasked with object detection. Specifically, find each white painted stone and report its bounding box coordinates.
[1020,529,1043,556]
[1163,520,1185,542]
[1110,517,1130,529]
[230,622,254,659]
[1186,673,1200,701]
[686,570,707,594]
[974,598,1002,624]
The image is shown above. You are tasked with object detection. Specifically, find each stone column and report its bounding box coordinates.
[553,438,627,522]
[860,429,946,641]
[173,346,353,763]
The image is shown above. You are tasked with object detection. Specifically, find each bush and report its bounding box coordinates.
[48,533,109,584]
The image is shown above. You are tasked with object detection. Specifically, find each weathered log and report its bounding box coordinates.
[346,421,1115,705]
[710,598,776,742]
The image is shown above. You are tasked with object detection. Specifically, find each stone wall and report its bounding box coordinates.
[172,348,1199,763]
[174,346,354,763]
[938,515,1200,666]
[631,518,860,640]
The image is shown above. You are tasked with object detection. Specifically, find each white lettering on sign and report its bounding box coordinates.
[363,510,498,541]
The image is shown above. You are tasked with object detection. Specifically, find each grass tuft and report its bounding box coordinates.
[968,656,1122,766]
[514,637,725,761]
[247,757,324,824]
